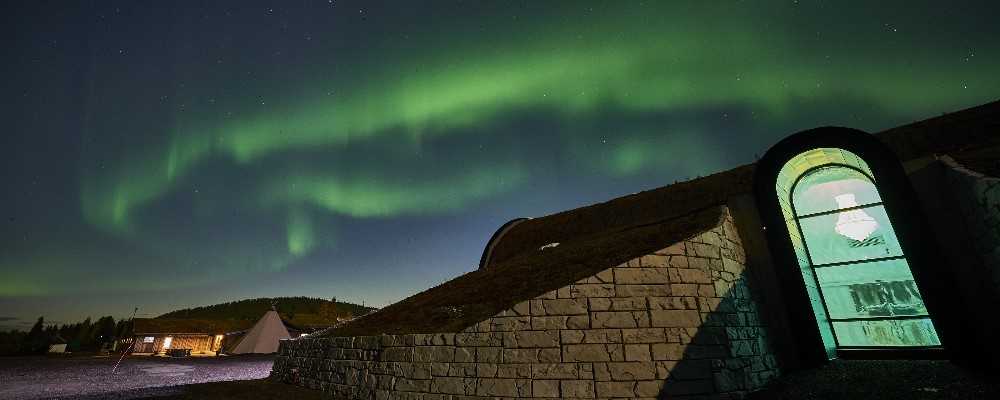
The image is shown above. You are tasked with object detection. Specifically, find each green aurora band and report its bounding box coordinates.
[71,2,998,287]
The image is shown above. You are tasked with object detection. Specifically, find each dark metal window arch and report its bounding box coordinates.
[754,126,960,367]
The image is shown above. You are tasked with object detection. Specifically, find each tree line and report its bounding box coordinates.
[0,316,131,356]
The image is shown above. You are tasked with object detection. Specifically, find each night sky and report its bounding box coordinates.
[2,0,998,330]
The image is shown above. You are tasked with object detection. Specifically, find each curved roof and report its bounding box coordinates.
[478,217,531,269]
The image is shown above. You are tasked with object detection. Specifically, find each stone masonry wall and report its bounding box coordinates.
[272,207,780,399]
[941,158,1000,296]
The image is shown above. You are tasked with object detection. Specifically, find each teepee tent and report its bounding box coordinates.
[230,308,291,354]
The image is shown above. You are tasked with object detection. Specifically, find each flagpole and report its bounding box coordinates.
[111,307,138,374]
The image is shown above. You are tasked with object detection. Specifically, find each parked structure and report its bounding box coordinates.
[130,318,251,355]
[272,100,1000,399]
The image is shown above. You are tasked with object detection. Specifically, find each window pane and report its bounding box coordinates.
[815,259,929,319]
[798,205,903,265]
[792,166,880,216]
[832,318,940,347]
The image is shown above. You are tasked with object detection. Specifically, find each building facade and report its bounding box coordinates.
[272,100,1000,398]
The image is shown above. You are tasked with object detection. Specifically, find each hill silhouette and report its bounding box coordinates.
[157,297,374,328]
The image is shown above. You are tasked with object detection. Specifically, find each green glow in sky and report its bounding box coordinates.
[287,208,315,257]
[82,12,998,237]
[7,0,994,312]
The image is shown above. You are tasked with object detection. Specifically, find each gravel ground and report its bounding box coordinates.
[0,355,274,400]
[749,360,1000,400]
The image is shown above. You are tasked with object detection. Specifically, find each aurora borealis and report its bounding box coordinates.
[2,1,998,329]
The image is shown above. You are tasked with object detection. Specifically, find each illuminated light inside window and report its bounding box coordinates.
[776,148,940,355]
[163,336,173,349]
[833,194,878,241]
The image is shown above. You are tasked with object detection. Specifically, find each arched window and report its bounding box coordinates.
[776,148,940,354]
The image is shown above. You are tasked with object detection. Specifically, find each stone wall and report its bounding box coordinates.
[272,207,780,399]
[941,158,1000,292]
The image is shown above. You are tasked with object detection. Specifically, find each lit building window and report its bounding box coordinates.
[163,336,173,349]
[776,148,940,353]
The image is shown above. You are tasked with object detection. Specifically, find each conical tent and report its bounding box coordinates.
[230,309,291,354]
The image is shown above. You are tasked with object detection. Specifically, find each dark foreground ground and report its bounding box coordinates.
[3,356,996,399]
[749,360,1000,400]
[155,359,997,400]
[0,354,274,400]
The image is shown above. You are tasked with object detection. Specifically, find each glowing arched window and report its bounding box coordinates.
[776,148,939,353]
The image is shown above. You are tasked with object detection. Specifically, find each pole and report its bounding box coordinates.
[111,307,138,374]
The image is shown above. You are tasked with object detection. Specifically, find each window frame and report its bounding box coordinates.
[786,162,938,350]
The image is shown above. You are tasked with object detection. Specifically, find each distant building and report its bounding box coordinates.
[129,318,251,355]
[127,311,309,355]
[273,100,1000,399]
[47,334,67,353]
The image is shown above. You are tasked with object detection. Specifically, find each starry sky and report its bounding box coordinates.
[2,0,998,330]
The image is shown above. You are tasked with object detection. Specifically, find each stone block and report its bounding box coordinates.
[616,284,671,297]
[454,333,501,347]
[670,268,712,284]
[571,284,616,297]
[393,378,430,392]
[561,380,597,398]
[567,315,590,329]
[476,363,498,378]
[563,344,622,362]
[489,316,531,331]
[381,347,414,362]
[608,361,656,380]
[496,364,531,378]
[511,301,531,316]
[476,347,501,363]
[413,346,454,363]
[589,297,611,311]
[577,329,622,344]
[651,343,686,360]
[430,362,450,376]
[561,329,585,344]
[615,268,671,284]
[532,363,582,379]
[592,311,638,328]
[639,254,669,267]
[502,348,542,363]
[533,379,560,397]
[454,347,474,363]
[595,381,635,398]
[625,344,651,361]
[541,298,589,315]
[688,242,720,259]
[668,255,689,268]
[622,328,666,343]
[539,348,562,362]
[649,296,697,310]
[530,316,568,330]
[448,363,477,377]
[503,330,560,348]
[650,309,702,328]
[606,296,648,311]
[430,377,469,395]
